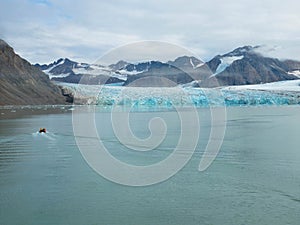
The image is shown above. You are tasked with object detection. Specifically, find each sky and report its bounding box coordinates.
[0,0,300,64]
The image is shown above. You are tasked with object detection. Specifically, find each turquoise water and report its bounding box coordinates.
[0,106,300,225]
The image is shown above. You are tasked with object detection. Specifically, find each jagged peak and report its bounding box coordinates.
[56,58,65,63]
[170,55,202,64]
[173,55,198,60]
[63,58,77,63]
[224,45,260,57]
[48,58,77,66]
[109,60,129,70]
[114,60,128,65]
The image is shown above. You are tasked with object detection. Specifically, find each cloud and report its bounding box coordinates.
[1,0,300,63]
[95,41,199,65]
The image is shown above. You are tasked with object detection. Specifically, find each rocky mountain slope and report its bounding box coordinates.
[0,39,66,105]
[123,61,198,87]
[205,46,300,86]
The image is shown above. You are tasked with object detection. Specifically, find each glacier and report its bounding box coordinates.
[59,80,300,107]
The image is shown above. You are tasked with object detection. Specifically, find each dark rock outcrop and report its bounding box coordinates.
[109,60,129,70]
[123,61,195,87]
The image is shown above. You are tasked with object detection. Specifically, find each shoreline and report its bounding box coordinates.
[0,105,74,120]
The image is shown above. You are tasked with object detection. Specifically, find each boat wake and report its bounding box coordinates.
[32,131,56,141]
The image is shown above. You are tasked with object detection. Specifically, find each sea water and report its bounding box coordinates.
[0,106,300,225]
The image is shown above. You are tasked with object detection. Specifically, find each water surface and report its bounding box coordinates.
[0,106,299,225]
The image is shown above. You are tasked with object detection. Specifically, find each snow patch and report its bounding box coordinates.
[73,65,110,76]
[189,58,195,68]
[223,80,300,92]
[195,62,205,68]
[48,73,70,79]
[118,69,145,76]
[288,70,300,78]
[212,56,244,77]
[45,62,127,81]
[43,59,65,76]
[189,58,204,69]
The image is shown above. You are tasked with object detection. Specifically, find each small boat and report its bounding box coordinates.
[39,128,46,133]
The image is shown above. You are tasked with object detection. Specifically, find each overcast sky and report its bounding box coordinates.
[1,0,300,64]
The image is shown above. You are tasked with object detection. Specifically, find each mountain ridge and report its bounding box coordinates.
[35,45,300,87]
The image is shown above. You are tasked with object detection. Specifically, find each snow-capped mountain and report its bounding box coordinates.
[205,46,300,86]
[35,58,85,79]
[35,58,126,85]
[35,46,300,87]
[36,57,208,86]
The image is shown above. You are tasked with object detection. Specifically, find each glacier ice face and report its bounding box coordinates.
[222,89,300,106]
[60,80,300,107]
